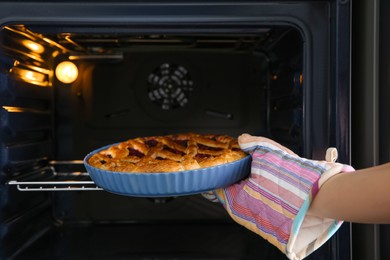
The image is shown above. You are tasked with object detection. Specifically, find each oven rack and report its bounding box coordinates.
[8,180,103,191]
[7,160,103,192]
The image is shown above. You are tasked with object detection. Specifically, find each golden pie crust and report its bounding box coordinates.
[87,133,247,173]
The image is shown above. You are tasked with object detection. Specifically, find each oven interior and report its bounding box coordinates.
[0,23,311,259]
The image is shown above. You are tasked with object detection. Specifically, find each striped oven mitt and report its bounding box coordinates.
[210,134,355,260]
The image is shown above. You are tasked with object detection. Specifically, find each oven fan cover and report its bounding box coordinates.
[134,57,201,120]
[147,63,195,110]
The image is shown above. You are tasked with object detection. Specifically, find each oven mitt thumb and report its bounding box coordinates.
[211,134,355,260]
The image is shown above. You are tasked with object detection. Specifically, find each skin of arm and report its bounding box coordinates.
[308,162,390,223]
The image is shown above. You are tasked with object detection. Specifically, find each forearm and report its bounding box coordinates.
[308,162,390,223]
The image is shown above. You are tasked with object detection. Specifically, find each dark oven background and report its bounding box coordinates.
[0,1,350,260]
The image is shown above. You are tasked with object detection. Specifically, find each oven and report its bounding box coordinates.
[0,1,351,259]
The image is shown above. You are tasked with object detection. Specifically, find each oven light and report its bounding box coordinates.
[22,40,45,54]
[55,61,78,84]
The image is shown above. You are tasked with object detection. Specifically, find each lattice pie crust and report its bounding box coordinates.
[88,133,247,172]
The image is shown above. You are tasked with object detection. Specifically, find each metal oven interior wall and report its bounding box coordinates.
[0,1,350,259]
[0,26,58,257]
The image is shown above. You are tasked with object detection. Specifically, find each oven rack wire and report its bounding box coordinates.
[7,160,103,192]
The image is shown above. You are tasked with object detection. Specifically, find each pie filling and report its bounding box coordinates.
[127,148,144,157]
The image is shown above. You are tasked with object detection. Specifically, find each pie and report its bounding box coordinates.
[87,133,247,173]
